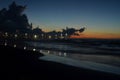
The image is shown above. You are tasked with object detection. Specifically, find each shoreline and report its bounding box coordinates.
[1,45,120,80]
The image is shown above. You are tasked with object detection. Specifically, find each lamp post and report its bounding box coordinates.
[65,33,68,39]
[48,35,51,39]
[5,32,8,37]
[33,48,36,51]
[14,34,18,38]
[34,34,37,39]
[60,33,63,39]
[24,33,28,39]
[41,34,44,39]
[55,34,57,39]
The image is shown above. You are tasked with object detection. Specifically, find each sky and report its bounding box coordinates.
[0,0,120,39]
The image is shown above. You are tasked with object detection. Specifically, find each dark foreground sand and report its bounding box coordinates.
[0,45,120,80]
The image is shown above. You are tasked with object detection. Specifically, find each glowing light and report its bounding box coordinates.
[47,50,50,54]
[5,32,8,36]
[25,33,28,36]
[64,53,67,57]
[34,35,37,39]
[59,52,61,56]
[55,34,57,39]
[24,46,26,50]
[60,33,64,39]
[41,34,44,36]
[40,50,42,53]
[14,44,16,48]
[48,36,51,39]
[65,33,68,36]
[4,42,7,46]
[14,34,18,38]
[33,48,36,51]
[41,34,44,39]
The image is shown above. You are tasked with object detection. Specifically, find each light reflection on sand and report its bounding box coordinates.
[67,53,120,67]
[40,49,120,67]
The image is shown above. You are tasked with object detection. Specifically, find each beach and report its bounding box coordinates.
[1,45,120,80]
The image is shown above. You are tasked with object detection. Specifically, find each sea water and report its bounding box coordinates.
[26,39,120,67]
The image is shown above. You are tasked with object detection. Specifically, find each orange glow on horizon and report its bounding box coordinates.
[70,33,120,39]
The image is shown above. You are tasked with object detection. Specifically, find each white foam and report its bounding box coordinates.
[39,54,120,75]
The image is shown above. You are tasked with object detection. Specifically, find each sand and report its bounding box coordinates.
[0,45,120,80]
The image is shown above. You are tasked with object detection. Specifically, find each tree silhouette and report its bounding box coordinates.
[0,1,31,33]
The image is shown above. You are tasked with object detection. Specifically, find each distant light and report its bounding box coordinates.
[55,34,57,39]
[25,33,28,36]
[24,46,26,50]
[34,35,37,39]
[48,36,51,39]
[33,48,36,51]
[59,52,62,56]
[65,33,68,36]
[60,33,64,39]
[41,34,44,36]
[41,34,44,39]
[14,34,18,38]
[40,50,42,53]
[55,34,57,37]
[5,32,8,36]
[61,33,63,36]
[64,53,67,57]
[65,33,68,39]
[4,42,7,46]
[47,50,50,54]
[14,44,16,48]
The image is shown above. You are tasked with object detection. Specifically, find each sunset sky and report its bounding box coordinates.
[0,0,120,39]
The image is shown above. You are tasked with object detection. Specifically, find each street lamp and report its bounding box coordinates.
[33,48,36,51]
[34,35,37,39]
[5,32,8,36]
[24,46,26,50]
[14,44,16,48]
[41,34,44,39]
[25,33,28,36]
[14,34,18,38]
[55,34,57,39]
[4,42,7,46]
[48,35,51,39]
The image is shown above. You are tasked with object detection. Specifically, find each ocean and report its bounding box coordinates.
[1,38,120,74]
[26,39,120,67]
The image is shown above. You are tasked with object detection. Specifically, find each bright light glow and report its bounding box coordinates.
[61,33,63,36]
[55,34,57,39]
[5,32,8,36]
[25,33,28,36]
[41,34,44,36]
[34,35,37,39]
[65,33,68,36]
[33,48,36,51]
[24,46,26,50]
[60,33,64,39]
[48,36,51,39]
[4,42,7,46]
[40,50,42,53]
[64,53,67,57]
[59,52,61,56]
[14,34,18,38]
[14,44,16,47]
[47,50,50,54]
